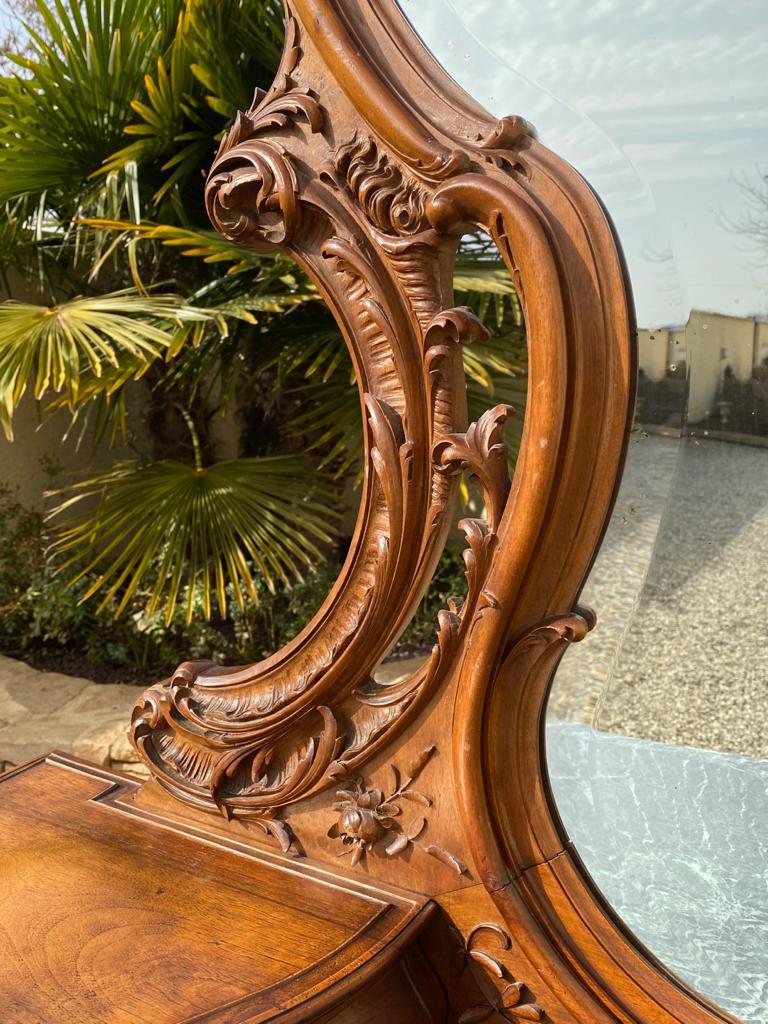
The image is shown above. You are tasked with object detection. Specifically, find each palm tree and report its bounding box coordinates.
[0,0,526,631]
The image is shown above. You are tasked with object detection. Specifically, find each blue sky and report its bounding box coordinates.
[2,0,765,327]
[401,0,768,327]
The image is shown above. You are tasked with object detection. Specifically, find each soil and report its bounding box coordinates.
[6,648,152,686]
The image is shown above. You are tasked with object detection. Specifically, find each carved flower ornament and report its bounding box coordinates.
[327,746,467,874]
[328,781,402,866]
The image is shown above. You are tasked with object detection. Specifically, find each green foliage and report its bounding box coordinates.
[0,290,217,437]
[103,0,284,201]
[0,0,178,207]
[0,0,529,676]
[47,450,340,623]
[250,264,528,481]
[0,483,62,646]
[82,217,265,273]
[0,480,483,679]
[0,482,342,677]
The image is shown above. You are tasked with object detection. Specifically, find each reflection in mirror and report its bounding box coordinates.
[401,2,768,1021]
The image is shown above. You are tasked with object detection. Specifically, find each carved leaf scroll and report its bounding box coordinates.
[118,9,727,1024]
[120,10,742,1024]
[130,0,632,935]
[458,925,544,1023]
[333,132,430,236]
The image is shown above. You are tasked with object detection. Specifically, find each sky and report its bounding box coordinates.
[400,0,768,327]
[1,0,765,326]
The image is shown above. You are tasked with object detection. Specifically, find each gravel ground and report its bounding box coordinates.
[548,431,768,760]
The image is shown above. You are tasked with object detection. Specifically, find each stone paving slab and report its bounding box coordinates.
[0,655,90,720]
[0,654,145,774]
[0,653,428,777]
[549,433,768,760]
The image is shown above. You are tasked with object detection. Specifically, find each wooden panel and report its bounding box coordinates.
[0,755,433,1023]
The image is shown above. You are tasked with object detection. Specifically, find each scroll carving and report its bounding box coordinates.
[458,925,544,1023]
[123,7,732,1024]
[130,0,612,838]
[131,53,516,819]
[205,16,323,250]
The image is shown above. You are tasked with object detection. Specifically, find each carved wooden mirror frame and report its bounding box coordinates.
[129,2,739,1021]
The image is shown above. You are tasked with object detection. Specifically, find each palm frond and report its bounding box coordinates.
[251,322,347,382]
[0,0,176,208]
[103,0,285,200]
[453,262,518,294]
[454,265,523,328]
[0,196,49,287]
[291,373,363,477]
[46,454,340,623]
[101,20,210,201]
[182,0,284,117]
[82,217,263,273]
[0,289,213,436]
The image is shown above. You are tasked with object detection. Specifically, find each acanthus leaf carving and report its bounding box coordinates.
[218,8,322,151]
[205,14,323,251]
[501,606,596,669]
[321,237,406,411]
[424,306,492,351]
[433,404,514,533]
[424,305,491,440]
[475,116,531,151]
[245,86,324,137]
[119,2,674,1022]
[473,115,532,174]
[333,132,431,237]
[349,405,510,757]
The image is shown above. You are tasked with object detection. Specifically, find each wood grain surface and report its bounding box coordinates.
[0,754,437,1023]
[0,2,742,1022]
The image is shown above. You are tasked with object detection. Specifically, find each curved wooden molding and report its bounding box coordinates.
[130,3,740,1023]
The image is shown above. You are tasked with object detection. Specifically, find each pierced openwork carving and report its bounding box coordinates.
[130,0,524,820]
[124,5,735,1024]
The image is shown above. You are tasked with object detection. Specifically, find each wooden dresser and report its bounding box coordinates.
[0,2,741,1022]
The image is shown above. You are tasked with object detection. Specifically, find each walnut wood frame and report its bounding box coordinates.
[126,3,739,1022]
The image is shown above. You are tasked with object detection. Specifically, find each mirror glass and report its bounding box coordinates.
[400,2,768,1020]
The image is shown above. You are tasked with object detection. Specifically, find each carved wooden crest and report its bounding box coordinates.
[131,0,632,821]
[127,4,736,1024]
